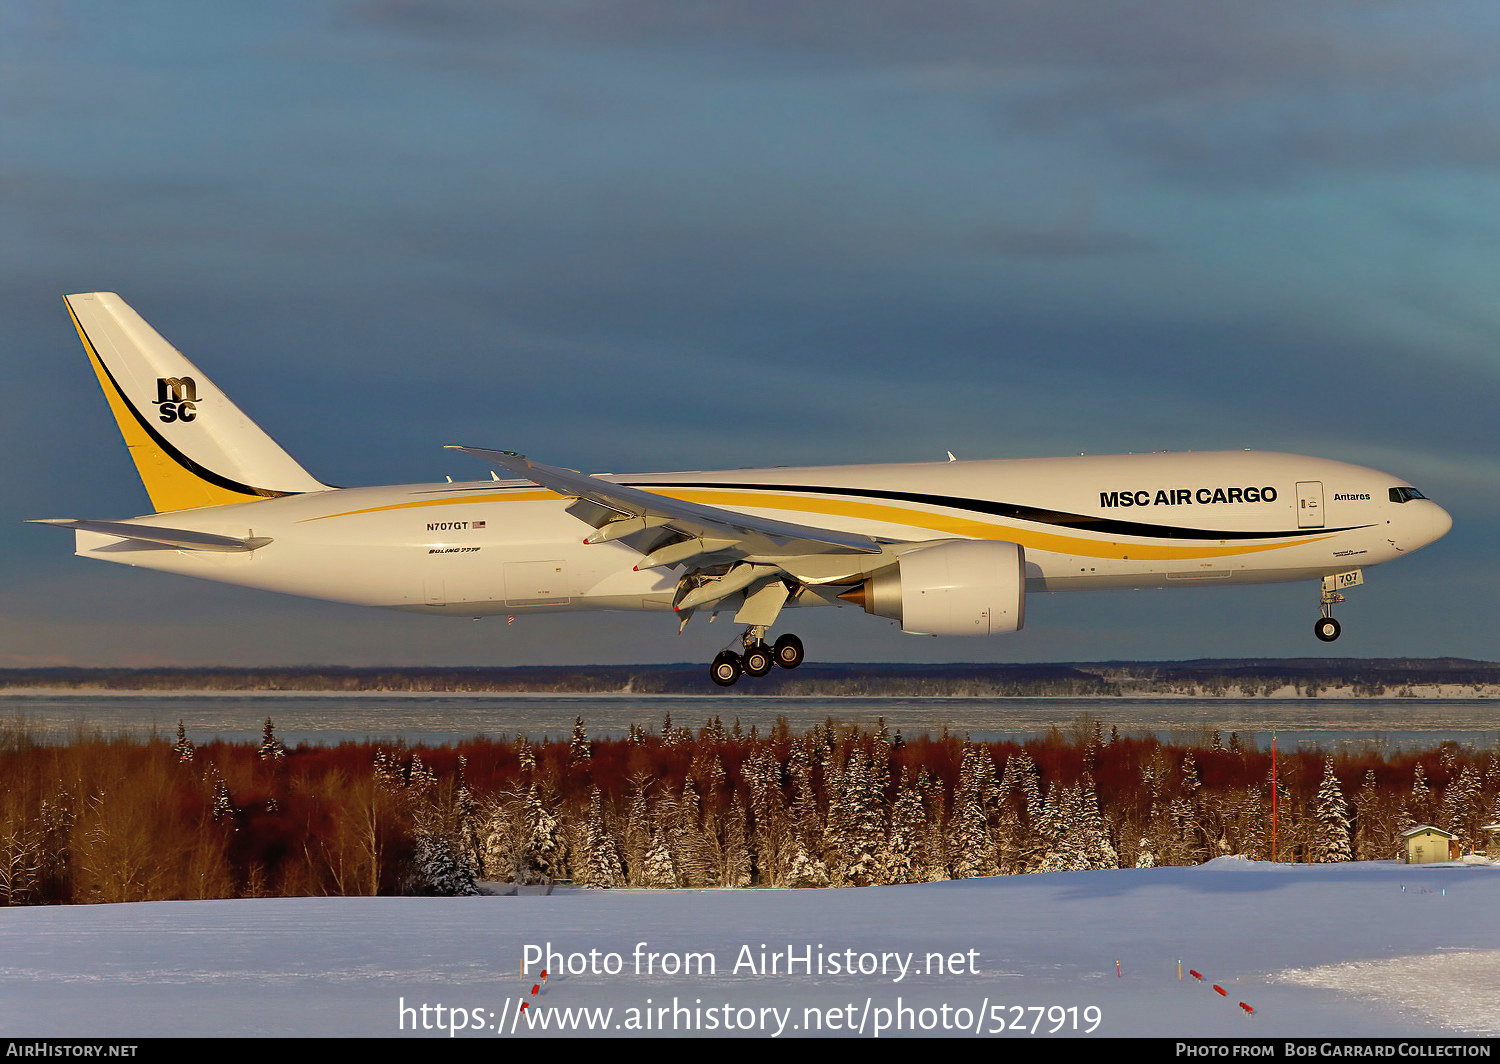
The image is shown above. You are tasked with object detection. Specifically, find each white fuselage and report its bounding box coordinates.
[73,449,1452,618]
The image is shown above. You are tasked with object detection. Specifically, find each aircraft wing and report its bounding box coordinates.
[446,447,893,621]
[446,447,883,556]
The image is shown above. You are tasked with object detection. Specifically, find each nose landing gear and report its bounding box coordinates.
[707,626,805,686]
[1316,587,1344,642]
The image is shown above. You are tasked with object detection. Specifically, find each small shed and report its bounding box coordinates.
[1481,823,1500,860]
[1400,824,1459,864]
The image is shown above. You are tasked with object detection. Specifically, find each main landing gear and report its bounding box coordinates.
[709,628,805,687]
[1315,587,1344,642]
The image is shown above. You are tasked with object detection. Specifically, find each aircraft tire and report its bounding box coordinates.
[773,633,805,669]
[1314,617,1341,642]
[743,643,773,677]
[711,651,743,686]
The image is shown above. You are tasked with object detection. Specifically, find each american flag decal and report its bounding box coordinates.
[473,521,486,529]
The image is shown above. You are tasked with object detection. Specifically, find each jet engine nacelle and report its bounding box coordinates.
[844,539,1026,636]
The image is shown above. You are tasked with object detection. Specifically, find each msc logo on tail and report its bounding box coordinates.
[154,376,199,423]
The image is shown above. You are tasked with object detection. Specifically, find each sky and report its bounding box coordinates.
[2,1,1499,667]
[3,859,1498,1037]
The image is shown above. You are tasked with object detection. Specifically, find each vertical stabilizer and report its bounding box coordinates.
[64,293,330,513]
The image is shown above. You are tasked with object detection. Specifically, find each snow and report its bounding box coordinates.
[2,859,1498,1038]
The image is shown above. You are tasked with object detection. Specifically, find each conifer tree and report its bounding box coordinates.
[720,793,753,888]
[257,717,286,762]
[581,788,623,888]
[1411,763,1432,822]
[839,749,884,886]
[172,721,195,764]
[1311,758,1352,863]
[569,716,592,769]
[623,778,653,886]
[671,778,717,887]
[948,744,997,878]
[454,756,484,878]
[410,830,480,895]
[643,805,678,888]
[883,768,924,884]
[1440,765,1481,850]
[522,784,563,883]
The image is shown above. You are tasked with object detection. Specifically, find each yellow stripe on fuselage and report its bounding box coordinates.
[306,487,1334,562]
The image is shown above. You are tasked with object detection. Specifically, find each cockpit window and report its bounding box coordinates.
[1389,487,1427,504]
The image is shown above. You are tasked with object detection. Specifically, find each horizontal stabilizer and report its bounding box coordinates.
[30,518,271,553]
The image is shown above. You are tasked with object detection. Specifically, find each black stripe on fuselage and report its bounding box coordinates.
[629,480,1366,542]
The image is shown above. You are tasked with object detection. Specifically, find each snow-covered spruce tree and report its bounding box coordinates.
[1071,774,1118,869]
[1228,786,1267,860]
[719,793,753,888]
[642,804,679,888]
[481,787,527,884]
[948,743,997,879]
[918,767,950,881]
[623,777,653,886]
[1010,748,1047,869]
[788,741,825,884]
[1311,757,1352,863]
[670,777,718,887]
[745,748,789,886]
[516,737,537,776]
[257,717,286,762]
[1134,838,1157,867]
[406,755,437,800]
[835,748,884,887]
[820,752,850,886]
[580,788,623,888]
[882,767,925,884]
[569,716,592,770]
[1410,762,1432,823]
[172,721,195,764]
[208,766,234,824]
[373,749,403,793]
[1180,751,1201,796]
[407,830,480,895]
[691,745,726,796]
[454,756,485,878]
[782,744,828,888]
[1440,765,1481,850]
[522,783,564,883]
[870,719,892,804]
[785,843,831,887]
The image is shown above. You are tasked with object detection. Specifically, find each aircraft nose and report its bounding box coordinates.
[1428,502,1453,544]
[1405,499,1452,549]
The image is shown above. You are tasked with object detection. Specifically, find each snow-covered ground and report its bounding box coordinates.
[2,858,1497,1038]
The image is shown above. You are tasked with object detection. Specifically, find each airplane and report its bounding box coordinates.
[34,293,1453,686]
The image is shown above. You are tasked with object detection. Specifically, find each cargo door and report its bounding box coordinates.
[504,560,571,606]
[1296,481,1324,528]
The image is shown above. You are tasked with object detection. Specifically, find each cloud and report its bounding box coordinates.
[342,1,1500,187]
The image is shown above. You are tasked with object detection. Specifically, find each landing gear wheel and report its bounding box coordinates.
[773,633,805,669]
[710,651,743,687]
[1315,616,1342,642]
[743,643,773,677]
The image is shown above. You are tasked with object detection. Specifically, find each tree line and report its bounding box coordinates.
[2,714,1496,903]
[4,658,1499,696]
